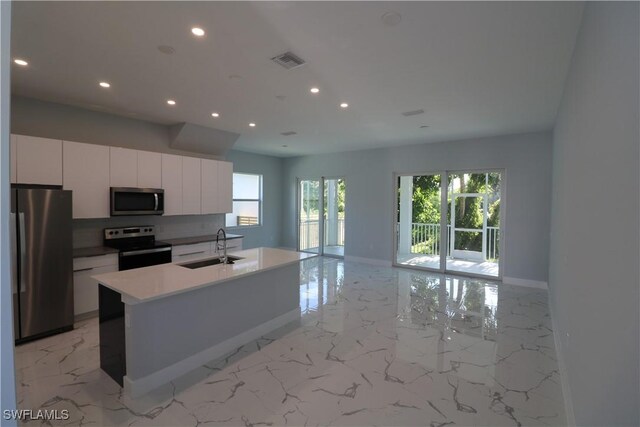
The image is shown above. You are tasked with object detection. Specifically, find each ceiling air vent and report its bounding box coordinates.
[271,51,306,70]
[401,109,425,117]
[281,131,297,136]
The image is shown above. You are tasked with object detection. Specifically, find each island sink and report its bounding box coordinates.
[179,256,243,269]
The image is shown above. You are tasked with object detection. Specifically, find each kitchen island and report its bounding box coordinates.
[92,247,315,398]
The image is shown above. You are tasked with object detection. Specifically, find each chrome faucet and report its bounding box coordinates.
[216,228,228,264]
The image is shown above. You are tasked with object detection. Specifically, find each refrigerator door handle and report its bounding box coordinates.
[10,213,17,294]
[18,212,26,293]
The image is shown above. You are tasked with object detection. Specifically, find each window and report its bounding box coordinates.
[225,173,262,227]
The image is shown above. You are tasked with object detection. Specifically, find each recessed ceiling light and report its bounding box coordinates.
[249,123,256,127]
[310,87,320,94]
[340,102,349,108]
[99,81,111,88]
[211,112,220,118]
[13,59,28,66]
[420,125,429,128]
[191,27,205,37]
[282,145,288,148]
[167,99,176,106]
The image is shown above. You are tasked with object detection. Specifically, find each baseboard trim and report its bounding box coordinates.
[74,310,98,323]
[344,255,392,267]
[550,310,576,426]
[502,276,548,289]
[123,307,301,398]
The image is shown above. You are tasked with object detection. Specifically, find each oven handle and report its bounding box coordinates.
[154,193,159,211]
[120,247,172,257]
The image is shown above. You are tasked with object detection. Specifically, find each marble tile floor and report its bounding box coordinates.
[15,257,565,426]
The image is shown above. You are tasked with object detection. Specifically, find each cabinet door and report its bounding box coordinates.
[201,159,219,214]
[182,157,201,215]
[15,134,63,185]
[161,154,183,215]
[218,161,233,213]
[10,135,16,183]
[73,264,117,316]
[63,141,110,218]
[137,151,162,188]
[109,147,138,187]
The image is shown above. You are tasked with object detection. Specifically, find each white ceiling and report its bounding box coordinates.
[11,1,584,157]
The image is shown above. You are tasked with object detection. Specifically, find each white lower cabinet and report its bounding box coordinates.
[73,254,118,317]
[226,238,243,252]
[171,242,212,263]
[171,238,244,263]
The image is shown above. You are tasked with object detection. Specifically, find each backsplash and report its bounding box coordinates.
[73,214,225,248]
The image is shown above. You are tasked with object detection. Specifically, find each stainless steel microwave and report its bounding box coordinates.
[110,187,164,216]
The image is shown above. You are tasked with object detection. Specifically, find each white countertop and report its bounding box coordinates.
[92,247,316,305]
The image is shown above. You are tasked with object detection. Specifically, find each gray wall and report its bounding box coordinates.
[11,96,283,249]
[282,132,553,282]
[11,95,222,159]
[225,150,283,249]
[549,2,639,426]
[1,1,17,422]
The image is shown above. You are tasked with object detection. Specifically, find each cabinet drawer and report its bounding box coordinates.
[73,254,118,271]
[172,243,211,263]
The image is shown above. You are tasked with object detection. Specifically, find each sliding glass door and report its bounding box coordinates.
[299,179,321,254]
[447,172,501,276]
[396,173,443,270]
[298,177,346,257]
[323,178,345,257]
[395,171,502,279]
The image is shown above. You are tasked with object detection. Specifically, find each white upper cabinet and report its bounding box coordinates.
[109,147,137,188]
[218,161,233,213]
[182,157,201,215]
[10,135,16,184]
[201,159,219,214]
[11,134,232,218]
[161,154,183,216]
[137,151,162,188]
[14,134,63,185]
[63,141,110,218]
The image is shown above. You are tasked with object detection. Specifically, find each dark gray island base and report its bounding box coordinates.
[99,285,126,387]
[96,254,305,397]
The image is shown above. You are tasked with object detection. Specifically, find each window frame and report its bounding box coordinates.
[226,172,263,229]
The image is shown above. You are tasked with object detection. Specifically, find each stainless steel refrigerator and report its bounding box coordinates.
[11,187,74,343]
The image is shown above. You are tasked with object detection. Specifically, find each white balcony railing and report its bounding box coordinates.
[299,219,344,251]
[407,223,499,261]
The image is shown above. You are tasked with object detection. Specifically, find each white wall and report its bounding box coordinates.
[0,0,18,423]
[549,2,639,425]
[282,132,553,283]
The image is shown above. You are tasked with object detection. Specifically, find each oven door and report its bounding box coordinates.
[119,247,172,271]
[111,188,164,216]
